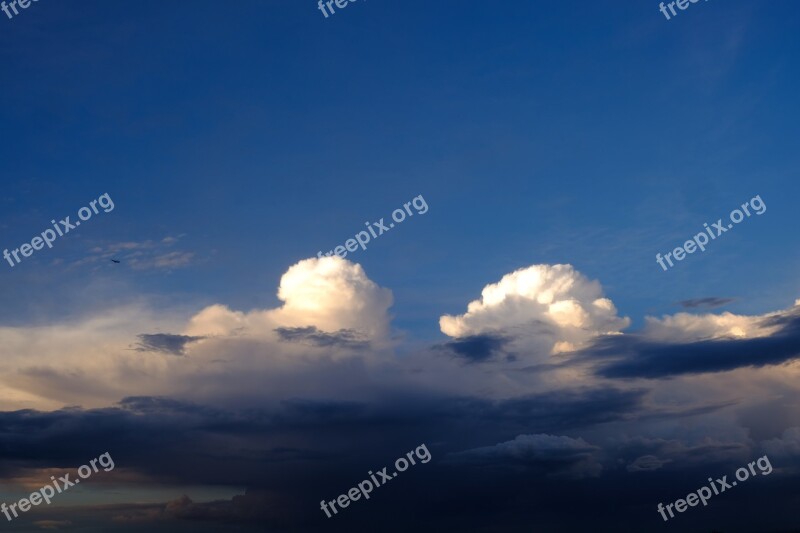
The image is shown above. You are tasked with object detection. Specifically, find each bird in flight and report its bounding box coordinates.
[110,259,121,264]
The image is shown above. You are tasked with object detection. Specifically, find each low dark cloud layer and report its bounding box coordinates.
[587,312,800,379]
[1,384,799,532]
[446,433,602,479]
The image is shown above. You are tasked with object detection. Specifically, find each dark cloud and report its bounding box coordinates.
[466,387,646,431]
[586,312,800,379]
[274,326,369,349]
[32,520,73,530]
[133,333,205,356]
[631,399,738,422]
[678,297,735,309]
[0,387,643,481]
[434,333,512,363]
[110,492,300,527]
[1,385,798,532]
[119,396,213,414]
[446,433,602,479]
[615,436,747,471]
[626,455,670,472]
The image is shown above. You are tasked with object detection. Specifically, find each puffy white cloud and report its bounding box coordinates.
[186,257,393,340]
[268,257,393,338]
[439,264,629,356]
[186,304,246,337]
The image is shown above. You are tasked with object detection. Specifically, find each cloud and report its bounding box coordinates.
[32,521,73,530]
[186,257,393,341]
[626,455,671,472]
[447,433,602,478]
[107,491,302,528]
[0,386,643,481]
[763,427,800,458]
[131,251,195,270]
[3,258,800,531]
[133,333,205,356]
[76,236,194,271]
[274,326,369,350]
[678,297,735,309]
[0,304,189,410]
[183,304,246,337]
[439,264,629,358]
[615,436,748,470]
[589,306,800,379]
[435,333,512,363]
[641,310,781,343]
[271,257,393,338]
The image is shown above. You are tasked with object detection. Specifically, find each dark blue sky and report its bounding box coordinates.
[2,0,798,335]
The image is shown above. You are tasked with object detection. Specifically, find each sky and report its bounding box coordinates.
[1,0,800,531]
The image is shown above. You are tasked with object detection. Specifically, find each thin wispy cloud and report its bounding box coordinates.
[678,297,736,309]
[70,236,194,271]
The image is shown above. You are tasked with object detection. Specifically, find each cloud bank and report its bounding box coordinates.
[2,259,800,531]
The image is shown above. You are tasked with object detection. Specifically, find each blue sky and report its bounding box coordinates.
[2,0,798,333]
[2,2,800,531]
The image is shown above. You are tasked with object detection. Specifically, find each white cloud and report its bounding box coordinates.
[2,255,799,456]
[439,264,630,357]
[642,310,783,342]
[0,257,396,410]
[186,257,393,340]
